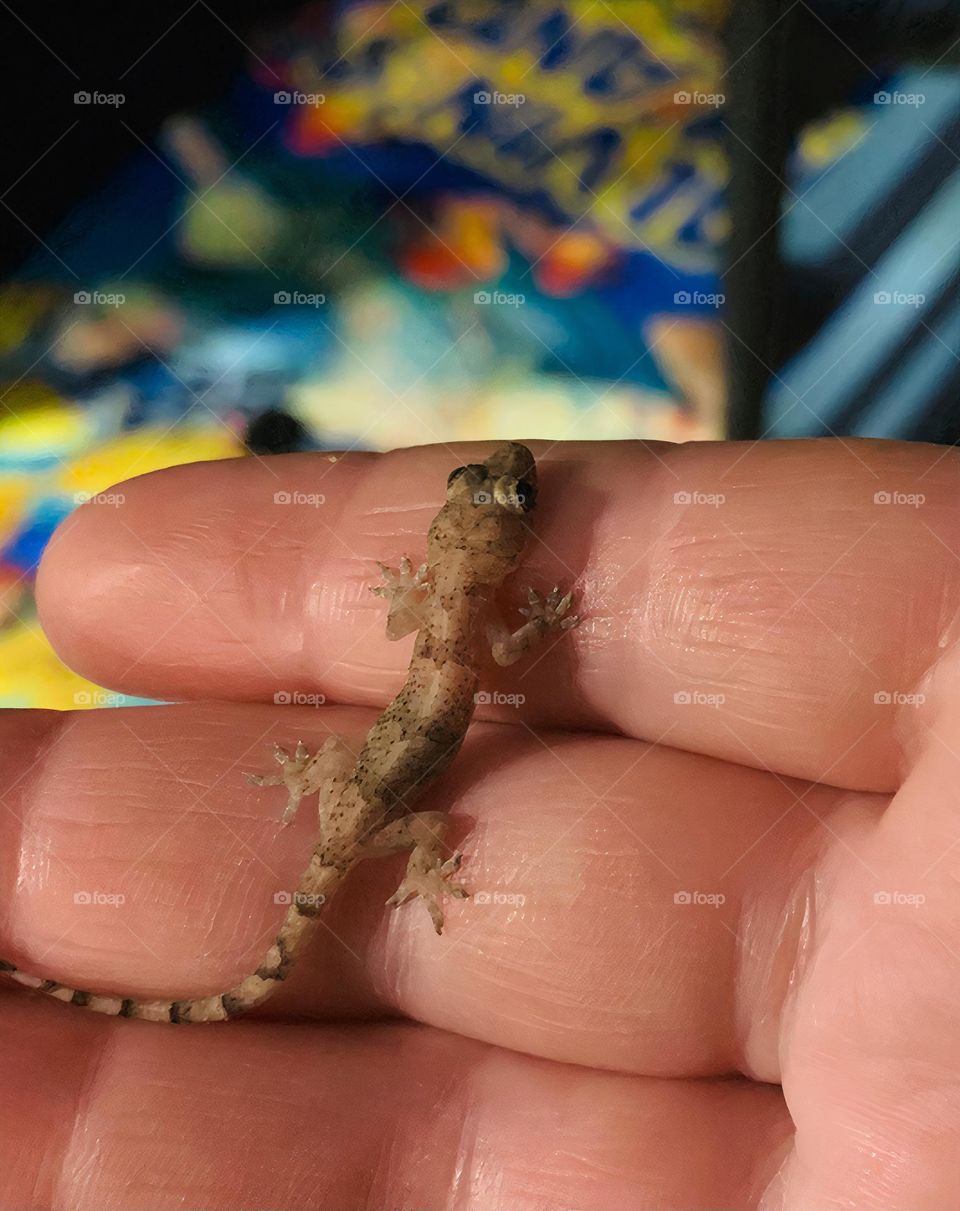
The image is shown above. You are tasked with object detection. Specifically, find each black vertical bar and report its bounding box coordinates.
[721,1,797,439]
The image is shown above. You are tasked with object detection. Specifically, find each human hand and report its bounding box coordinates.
[2,438,958,1209]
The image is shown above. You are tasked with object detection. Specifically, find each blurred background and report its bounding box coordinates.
[1,0,959,708]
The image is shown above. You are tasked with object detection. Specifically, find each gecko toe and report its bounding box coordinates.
[387,851,468,932]
[247,773,282,787]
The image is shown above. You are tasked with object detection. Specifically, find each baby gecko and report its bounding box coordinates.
[1,442,578,1022]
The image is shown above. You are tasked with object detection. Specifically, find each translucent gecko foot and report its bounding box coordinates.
[387,851,469,935]
[246,742,312,825]
[521,585,580,631]
[370,555,428,598]
[490,584,580,666]
[247,736,352,827]
[370,556,430,639]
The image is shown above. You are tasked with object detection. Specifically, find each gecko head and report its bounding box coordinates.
[445,442,537,516]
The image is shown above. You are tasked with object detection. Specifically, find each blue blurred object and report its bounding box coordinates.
[768,68,960,439]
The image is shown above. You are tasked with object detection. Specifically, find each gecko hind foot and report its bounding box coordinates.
[248,737,352,827]
[387,851,469,935]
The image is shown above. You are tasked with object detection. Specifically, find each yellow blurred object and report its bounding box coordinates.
[0,615,121,710]
[0,284,61,353]
[179,178,286,266]
[0,382,93,468]
[797,109,869,169]
[0,475,31,544]
[58,428,240,498]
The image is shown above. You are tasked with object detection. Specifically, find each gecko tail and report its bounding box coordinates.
[0,928,296,1022]
[0,864,339,1023]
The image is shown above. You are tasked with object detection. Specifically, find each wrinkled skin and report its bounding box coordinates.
[3,437,960,1210]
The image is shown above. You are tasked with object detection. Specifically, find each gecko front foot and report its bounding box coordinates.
[521,586,580,630]
[370,556,431,640]
[490,585,580,666]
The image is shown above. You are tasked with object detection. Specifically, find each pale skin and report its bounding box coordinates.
[1,443,578,1020]
[2,438,960,1208]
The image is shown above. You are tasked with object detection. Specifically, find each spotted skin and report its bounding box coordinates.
[0,443,578,1022]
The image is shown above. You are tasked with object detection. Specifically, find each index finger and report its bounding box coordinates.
[37,438,960,791]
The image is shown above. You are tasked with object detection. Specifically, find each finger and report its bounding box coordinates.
[0,703,876,1080]
[0,1000,790,1211]
[37,440,960,791]
[772,648,960,1208]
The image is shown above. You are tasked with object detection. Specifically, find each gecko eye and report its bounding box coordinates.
[447,463,486,487]
[515,478,536,512]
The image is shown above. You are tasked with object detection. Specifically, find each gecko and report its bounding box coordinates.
[0,442,578,1023]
